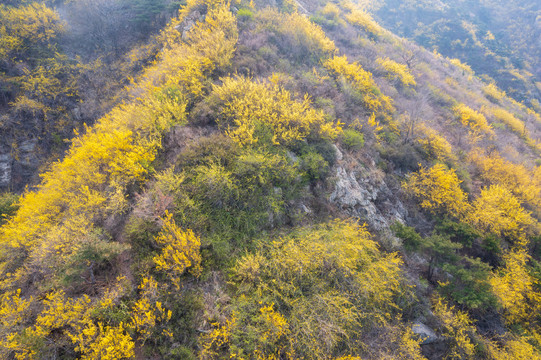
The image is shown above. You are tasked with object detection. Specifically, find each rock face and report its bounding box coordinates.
[412,322,439,345]
[175,10,204,39]
[0,138,40,191]
[0,154,12,188]
[329,159,407,232]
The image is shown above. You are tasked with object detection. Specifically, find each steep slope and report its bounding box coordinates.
[0,0,541,359]
[0,0,181,190]
[373,0,541,107]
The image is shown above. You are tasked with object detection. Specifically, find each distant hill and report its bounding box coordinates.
[374,0,541,108]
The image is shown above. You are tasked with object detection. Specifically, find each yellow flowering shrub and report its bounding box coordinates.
[0,290,34,359]
[75,322,135,360]
[258,303,289,342]
[433,296,476,359]
[403,164,470,218]
[470,150,540,210]
[393,326,427,360]
[256,9,337,60]
[469,185,535,242]
[129,276,172,343]
[344,6,383,37]
[324,55,394,118]
[416,124,456,162]
[0,3,64,60]
[488,336,541,360]
[377,57,416,87]
[212,76,342,147]
[2,290,94,359]
[485,106,527,137]
[281,12,337,57]
[490,249,541,325]
[449,58,473,75]
[153,212,202,288]
[320,3,341,20]
[482,83,506,103]
[201,221,416,359]
[0,290,32,331]
[200,316,236,359]
[453,103,494,138]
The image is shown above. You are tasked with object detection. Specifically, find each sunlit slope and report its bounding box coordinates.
[0,0,540,359]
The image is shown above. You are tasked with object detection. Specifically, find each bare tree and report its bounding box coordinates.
[402,89,431,143]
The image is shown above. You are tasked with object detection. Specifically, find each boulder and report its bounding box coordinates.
[412,322,439,345]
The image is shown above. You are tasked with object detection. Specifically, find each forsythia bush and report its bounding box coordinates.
[73,322,135,360]
[432,296,476,359]
[201,221,420,359]
[344,4,383,37]
[470,150,540,210]
[484,106,527,137]
[130,277,172,343]
[324,55,394,119]
[453,103,494,138]
[489,249,541,325]
[488,336,541,360]
[212,76,342,147]
[377,57,416,87]
[482,83,506,103]
[403,164,470,218]
[0,3,64,60]
[256,9,337,60]
[449,58,474,75]
[416,124,456,162]
[470,185,535,243]
[153,212,202,289]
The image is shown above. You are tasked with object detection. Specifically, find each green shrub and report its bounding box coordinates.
[125,217,160,257]
[391,222,422,251]
[167,346,196,360]
[60,230,130,287]
[237,8,253,21]
[0,192,19,224]
[291,140,337,166]
[440,257,498,310]
[481,234,501,255]
[176,134,240,169]
[201,221,416,359]
[341,128,365,150]
[435,218,481,247]
[379,143,422,172]
[309,14,338,29]
[300,152,329,181]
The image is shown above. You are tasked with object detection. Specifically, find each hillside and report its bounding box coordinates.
[1,0,541,359]
[373,0,541,107]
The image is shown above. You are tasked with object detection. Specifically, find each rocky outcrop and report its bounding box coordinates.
[0,139,40,191]
[329,148,407,233]
[175,10,205,40]
[0,154,12,188]
[412,322,440,345]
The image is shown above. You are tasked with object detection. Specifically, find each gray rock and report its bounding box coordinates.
[19,139,36,153]
[332,144,343,161]
[300,204,312,214]
[329,167,384,230]
[19,139,39,167]
[0,154,12,188]
[286,150,298,162]
[329,164,407,233]
[412,322,439,345]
